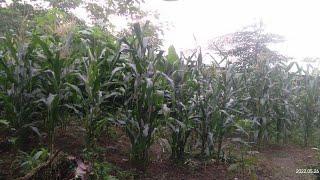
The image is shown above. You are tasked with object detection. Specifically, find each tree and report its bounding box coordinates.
[0,2,40,36]
[0,0,145,35]
[167,45,179,64]
[209,22,285,68]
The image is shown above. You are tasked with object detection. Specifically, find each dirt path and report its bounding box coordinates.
[256,145,319,180]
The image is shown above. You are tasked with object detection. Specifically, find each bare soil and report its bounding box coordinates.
[256,145,319,180]
[1,125,319,180]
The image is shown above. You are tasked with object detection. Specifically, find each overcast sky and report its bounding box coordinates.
[140,0,320,61]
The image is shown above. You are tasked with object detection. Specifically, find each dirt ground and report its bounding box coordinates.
[1,125,319,180]
[256,145,319,180]
[101,134,229,180]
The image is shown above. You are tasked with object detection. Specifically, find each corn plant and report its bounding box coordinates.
[207,56,246,160]
[210,24,292,147]
[72,27,124,150]
[185,50,215,157]
[174,49,242,159]
[293,65,320,146]
[118,23,172,166]
[166,54,199,161]
[0,33,45,148]
[266,61,298,144]
[0,35,34,128]
[34,33,79,151]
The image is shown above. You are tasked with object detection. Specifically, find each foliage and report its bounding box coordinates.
[293,66,320,146]
[73,27,123,150]
[0,0,145,35]
[167,45,179,64]
[0,2,40,36]
[166,51,197,161]
[15,148,49,175]
[117,22,172,166]
[210,23,298,147]
[90,161,117,180]
[1,8,320,177]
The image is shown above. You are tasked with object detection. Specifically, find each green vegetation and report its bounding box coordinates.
[0,0,320,179]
